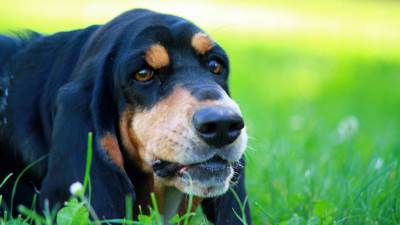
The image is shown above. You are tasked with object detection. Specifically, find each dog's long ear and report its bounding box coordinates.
[39,80,135,219]
[202,157,252,225]
[38,15,143,217]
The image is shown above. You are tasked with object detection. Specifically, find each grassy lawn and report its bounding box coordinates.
[223,34,400,224]
[1,0,400,224]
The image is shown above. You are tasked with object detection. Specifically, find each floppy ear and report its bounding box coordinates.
[201,157,252,225]
[37,17,141,217]
[39,80,135,219]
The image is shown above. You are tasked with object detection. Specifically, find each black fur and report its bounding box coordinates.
[0,9,251,224]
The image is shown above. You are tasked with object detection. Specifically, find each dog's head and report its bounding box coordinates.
[98,9,247,198]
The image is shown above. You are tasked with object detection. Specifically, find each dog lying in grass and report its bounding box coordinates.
[0,9,251,224]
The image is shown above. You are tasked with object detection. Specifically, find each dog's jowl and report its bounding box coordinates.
[0,9,251,225]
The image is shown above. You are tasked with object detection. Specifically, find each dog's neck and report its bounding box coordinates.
[155,184,184,225]
[154,178,186,224]
[153,178,203,224]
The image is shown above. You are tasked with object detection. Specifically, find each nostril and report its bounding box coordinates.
[198,122,218,135]
[228,119,244,132]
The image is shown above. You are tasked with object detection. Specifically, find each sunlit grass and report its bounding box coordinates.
[222,35,400,224]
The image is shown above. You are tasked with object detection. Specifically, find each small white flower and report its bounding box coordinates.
[289,114,304,131]
[374,158,384,170]
[304,169,311,177]
[337,115,359,141]
[69,182,83,195]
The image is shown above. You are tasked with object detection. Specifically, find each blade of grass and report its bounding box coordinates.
[94,219,142,225]
[183,175,194,225]
[19,205,47,224]
[0,173,13,190]
[230,188,249,225]
[83,132,93,197]
[125,195,133,223]
[27,194,38,225]
[253,201,276,224]
[43,199,53,225]
[10,154,48,213]
[150,192,162,225]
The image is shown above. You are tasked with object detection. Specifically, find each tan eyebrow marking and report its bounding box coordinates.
[191,32,214,55]
[145,44,170,69]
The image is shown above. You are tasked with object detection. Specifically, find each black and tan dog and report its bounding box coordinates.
[0,9,251,224]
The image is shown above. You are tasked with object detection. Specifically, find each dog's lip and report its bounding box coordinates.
[151,156,230,178]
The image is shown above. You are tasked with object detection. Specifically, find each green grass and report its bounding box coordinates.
[1,0,400,224]
[221,34,400,224]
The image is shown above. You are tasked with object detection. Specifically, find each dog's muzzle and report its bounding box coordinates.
[151,105,244,180]
[145,87,246,197]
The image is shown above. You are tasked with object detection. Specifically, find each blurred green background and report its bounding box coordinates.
[1,0,400,224]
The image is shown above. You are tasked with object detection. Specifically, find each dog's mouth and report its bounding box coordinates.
[151,155,234,197]
[151,156,231,179]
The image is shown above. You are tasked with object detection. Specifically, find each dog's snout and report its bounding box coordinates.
[193,106,244,148]
[192,86,222,101]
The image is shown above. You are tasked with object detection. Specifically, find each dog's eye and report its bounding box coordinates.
[134,68,154,82]
[208,59,223,75]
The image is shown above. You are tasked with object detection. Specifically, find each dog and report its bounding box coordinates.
[0,9,251,224]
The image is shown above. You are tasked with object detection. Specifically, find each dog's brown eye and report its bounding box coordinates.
[208,59,223,75]
[134,68,154,82]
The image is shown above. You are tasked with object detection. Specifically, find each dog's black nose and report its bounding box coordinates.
[193,106,244,148]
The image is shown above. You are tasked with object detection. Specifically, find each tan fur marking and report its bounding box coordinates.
[120,108,149,171]
[130,86,201,165]
[100,133,124,169]
[145,44,170,69]
[191,33,214,55]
